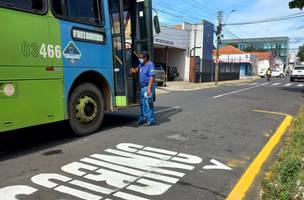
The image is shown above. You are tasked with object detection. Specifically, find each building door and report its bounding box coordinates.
[240,64,246,77]
[109,0,153,107]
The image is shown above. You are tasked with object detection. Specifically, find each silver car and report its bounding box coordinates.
[154,64,166,86]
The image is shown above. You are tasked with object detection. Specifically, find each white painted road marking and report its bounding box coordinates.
[155,106,179,114]
[203,159,233,171]
[213,83,268,99]
[272,83,281,86]
[1,143,233,200]
[0,186,38,200]
[284,83,292,86]
[248,83,259,86]
[238,83,248,86]
[297,84,304,87]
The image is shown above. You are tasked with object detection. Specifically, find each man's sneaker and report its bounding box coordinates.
[135,120,145,126]
[145,122,156,126]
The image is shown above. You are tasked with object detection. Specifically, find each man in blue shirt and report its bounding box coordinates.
[130,51,156,126]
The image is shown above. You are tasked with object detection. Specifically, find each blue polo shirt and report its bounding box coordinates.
[138,61,155,87]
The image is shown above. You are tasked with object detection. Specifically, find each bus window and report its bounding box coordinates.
[0,0,45,12]
[51,0,103,25]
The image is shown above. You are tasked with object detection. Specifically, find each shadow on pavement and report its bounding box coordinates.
[0,106,181,161]
[103,106,182,128]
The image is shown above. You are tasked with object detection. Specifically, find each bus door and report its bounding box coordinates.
[109,0,153,107]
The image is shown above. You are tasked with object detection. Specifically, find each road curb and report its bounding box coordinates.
[226,110,293,200]
[156,77,261,93]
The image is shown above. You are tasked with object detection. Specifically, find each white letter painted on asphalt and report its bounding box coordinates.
[0,185,37,200]
[90,153,185,177]
[203,159,233,171]
[127,178,171,196]
[81,157,179,184]
[116,143,143,152]
[31,173,71,188]
[84,168,137,188]
[31,174,103,200]
[144,147,177,156]
[61,162,98,176]
[106,149,194,170]
[55,185,102,200]
[171,153,203,164]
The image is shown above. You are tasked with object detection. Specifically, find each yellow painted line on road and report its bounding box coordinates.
[226,110,293,200]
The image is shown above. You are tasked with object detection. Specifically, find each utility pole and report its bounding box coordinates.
[215,10,223,85]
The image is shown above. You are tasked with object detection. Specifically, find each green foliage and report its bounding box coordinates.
[261,108,304,200]
[297,45,304,62]
[289,0,304,10]
[243,46,267,52]
[228,43,239,48]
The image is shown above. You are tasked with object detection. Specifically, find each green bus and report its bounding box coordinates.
[0,0,159,135]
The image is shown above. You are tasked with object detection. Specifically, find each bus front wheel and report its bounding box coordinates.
[68,83,104,136]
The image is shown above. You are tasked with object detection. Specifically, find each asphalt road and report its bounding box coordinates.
[0,77,303,200]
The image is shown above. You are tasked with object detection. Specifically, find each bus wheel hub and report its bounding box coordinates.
[75,96,97,124]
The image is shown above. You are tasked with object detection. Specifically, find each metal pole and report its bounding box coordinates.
[215,10,223,85]
[165,46,169,86]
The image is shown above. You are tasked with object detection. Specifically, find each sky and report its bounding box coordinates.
[153,0,304,52]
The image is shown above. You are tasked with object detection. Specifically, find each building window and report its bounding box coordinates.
[0,0,46,12]
[52,0,102,25]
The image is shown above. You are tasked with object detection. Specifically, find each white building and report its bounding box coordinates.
[289,52,298,69]
[153,21,214,81]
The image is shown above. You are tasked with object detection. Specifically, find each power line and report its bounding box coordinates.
[225,12,304,26]
[155,7,201,22]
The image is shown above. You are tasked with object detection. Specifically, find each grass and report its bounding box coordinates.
[261,108,304,200]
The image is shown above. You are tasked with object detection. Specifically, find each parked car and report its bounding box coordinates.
[271,69,285,77]
[154,64,166,86]
[155,63,180,81]
[290,66,304,82]
[258,69,267,78]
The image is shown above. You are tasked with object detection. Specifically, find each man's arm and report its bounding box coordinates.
[147,76,155,96]
[130,67,139,74]
[147,64,156,96]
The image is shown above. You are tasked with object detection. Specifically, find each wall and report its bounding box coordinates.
[189,24,203,58]
[153,21,214,82]
[168,48,187,80]
[154,26,189,50]
[153,48,187,80]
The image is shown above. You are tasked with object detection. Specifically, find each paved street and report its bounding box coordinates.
[0,77,303,200]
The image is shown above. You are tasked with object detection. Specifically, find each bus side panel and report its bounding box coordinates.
[58,19,115,117]
[0,79,64,132]
[0,8,65,132]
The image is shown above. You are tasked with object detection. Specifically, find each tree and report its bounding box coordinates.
[289,0,304,10]
[243,46,267,53]
[297,45,304,62]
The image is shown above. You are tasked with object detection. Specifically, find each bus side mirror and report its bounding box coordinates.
[154,15,161,34]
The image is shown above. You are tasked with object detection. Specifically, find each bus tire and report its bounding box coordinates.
[68,83,104,136]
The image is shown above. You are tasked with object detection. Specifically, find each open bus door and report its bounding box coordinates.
[109,0,153,108]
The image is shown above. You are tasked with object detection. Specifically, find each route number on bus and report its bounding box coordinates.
[22,42,62,59]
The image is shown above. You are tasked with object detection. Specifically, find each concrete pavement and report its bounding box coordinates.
[156,76,260,95]
[0,76,303,200]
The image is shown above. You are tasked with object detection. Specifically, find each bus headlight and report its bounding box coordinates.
[4,84,15,97]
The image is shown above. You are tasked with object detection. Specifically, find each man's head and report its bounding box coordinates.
[138,51,149,64]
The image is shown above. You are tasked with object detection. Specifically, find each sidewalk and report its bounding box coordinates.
[156,76,260,95]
